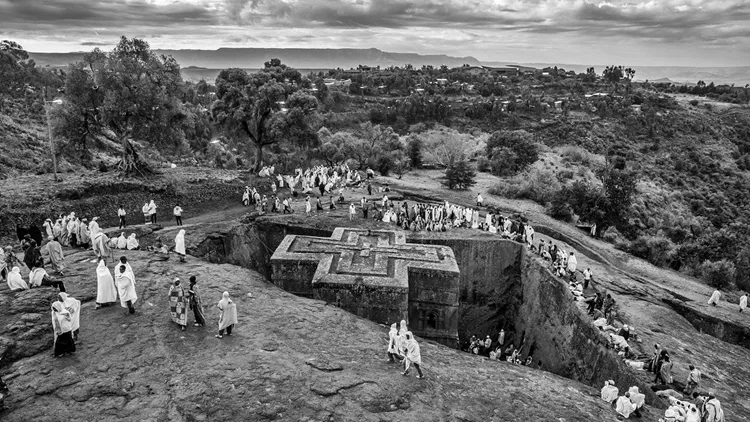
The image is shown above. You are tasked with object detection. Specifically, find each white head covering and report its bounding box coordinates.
[7,266,28,291]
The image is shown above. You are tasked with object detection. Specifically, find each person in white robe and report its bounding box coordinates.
[51,302,76,357]
[126,234,139,250]
[44,219,54,238]
[59,292,81,341]
[616,393,636,418]
[396,320,408,363]
[628,386,645,410]
[29,266,50,288]
[739,294,747,312]
[46,236,66,275]
[93,231,113,263]
[95,260,118,308]
[7,267,28,291]
[401,331,424,378]
[387,323,399,363]
[142,203,150,224]
[88,217,101,237]
[567,252,578,278]
[708,290,721,306]
[148,200,157,224]
[115,264,137,314]
[600,380,619,403]
[116,233,127,249]
[174,229,186,262]
[78,219,90,247]
[216,291,238,338]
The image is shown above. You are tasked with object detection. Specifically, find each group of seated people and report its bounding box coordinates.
[112,232,139,250]
[601,380,646,418]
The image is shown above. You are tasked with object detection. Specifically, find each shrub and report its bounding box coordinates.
[735,247,750,292]
[476,156,491,173]
[408,137,423,169]
[486,130,538,176]
[689,99,699,107]
[442,160,476,190]
[621,235,676,267]
[560,145,591,165]
[490,148,518,176]
[700,259,736,289]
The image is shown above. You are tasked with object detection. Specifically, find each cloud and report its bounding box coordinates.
[1,0,749,66]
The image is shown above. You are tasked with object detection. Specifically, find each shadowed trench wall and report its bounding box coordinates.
[190,218,651,400]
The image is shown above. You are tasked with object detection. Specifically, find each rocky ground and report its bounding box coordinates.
[1,169,749,421]
[1,245,618,422]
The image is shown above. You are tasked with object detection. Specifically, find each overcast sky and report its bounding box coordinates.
[1,0,749,66]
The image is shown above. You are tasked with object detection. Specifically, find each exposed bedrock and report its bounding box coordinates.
[190,217,653,401]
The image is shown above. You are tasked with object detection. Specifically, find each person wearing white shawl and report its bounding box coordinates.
[46,236,66,274]
[387,323,399,363]
[174,229,186,262]
[396,320,408,362]
[116,232,127,249]
[44,218,54,238]
[708,289,721,306]
[401,331,424,379]
[92,231,113,263]
[628,386,645,410]
[78,219,90,247]
[88,217,101,237]
[51,301,76,357]
[739,293,747,312]
[95,260,118,308]
[7,267,28,291]
[615,392,636,418]
[142,202,150,224]
[59,292,81,341]
[115,264,137,314]
[126,234,139,250]
[567,252,578,277]
[600,380,619,403]
[216,291,238,339]
[148,200,157,224]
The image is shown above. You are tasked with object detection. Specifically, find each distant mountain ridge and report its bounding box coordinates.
[28,49,750,85]
[29,47,481,70]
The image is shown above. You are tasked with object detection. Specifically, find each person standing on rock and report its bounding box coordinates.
[142,202,150,224]
[567,252,577,281]
[401,332,424,379]
[59,292,81,342]
[45,236,66,276]
[173,204,183,226]
[95,259,118,309]
[169,278,188,332]
[708,289,721,307]
[704,392,725,422]
[118,205,127,229]
[305,195,312,217]
[739,293,747,313]
[92,231,114,263]
[174,229,186,263]
[476,193,483,207]
[387,323,399,363]
[684,365,701,396]
[216,291,238,339]
[349,203,356,221]
[188,275,205,327]
[51,301,76,358]
[78,218,90,249]
[148,200,158,224]
[115,264,137,314]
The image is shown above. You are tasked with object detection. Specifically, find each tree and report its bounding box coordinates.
[408,136,423,168]
[342,123,399,170]
[211,59,317,172]
[700,259,736,289]
[442,160,476,190]
[486,130,538,175]
[62,37,186,175]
